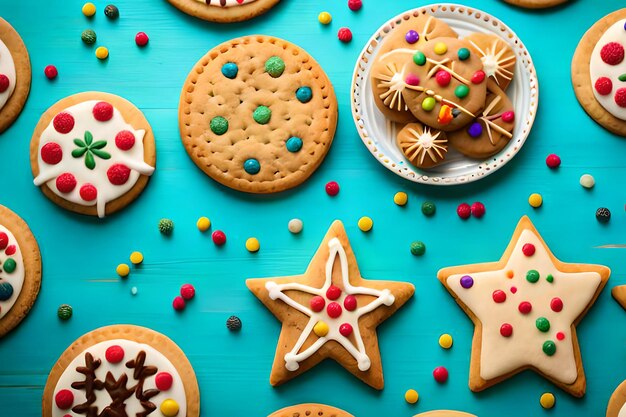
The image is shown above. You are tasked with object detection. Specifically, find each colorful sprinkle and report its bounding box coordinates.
[226,315,242,331]
[405,389,419,404]
[172,296,185,311]
[155,372,173,391]
[105,345,125,363]
[405,30,419,44]
[296,86,313,103]
[325,181,340,196]
[522,243,535,256]
[318,11,332,25]
[116,263,130,277]
[457,203,471,219]
[347,0,362,11]
[421,201,436,216]
[44,65,58,80]
[95,46,109,60]
[197,216,211,232]
[57,304,73,320]
[410,241,426,256]
[500,323,513,337]
[129,251,143,265]
[244,158,261,174]
[180,284,195,300]
[518,301,532,314]
[471,202,485,218]
[82,2,96,17]
[439,333,453,349]
[455,85,470,98]
[543,340,556,356]
[546,274,554,283]
[55,389,74,409]
[540,392,556,409]
[421,97,436,111]
[135,32,149,47]
[528,193,543,208]
[438,105,454,124]
[458,48,470,60]
[104,4,119,19]
[81,29,97,44]
[284,137,303,154]
[526,270,540,283]
[314,320,329,337]
[158,219,174,235]
[265,56,285,77]
[337,27,353,43]
[288,218,303,234]
[212,230,227,245]
[580,174,595,189]
[245,237,260,252]
[433,366,448,383]
[393,191,408,206]
[596,207,611,223]
[160,399,180,417]
[221,62,238,79]
[460,275,474,289]
[131,286,138,295]
[546,154,561,169]
[358,216,373,232]
[434,42,448,55]
[550,297,563,312]
[536,317,550,332]
[253,106,271,124]
[492,290,506,303]
[413,51,426,66]
[556,332,565,341]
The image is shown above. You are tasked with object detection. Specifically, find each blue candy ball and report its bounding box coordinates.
[286,137,303,153]
[221,62,238,79]
[468,122,483,138]
[244,158,260,175]
[296,86,313,103]
[0,282,14,301]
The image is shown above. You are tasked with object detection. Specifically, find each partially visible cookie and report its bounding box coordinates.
[269,404,354,417]
[0,17,31,133]
[607,380,626,417]
[503,0,567,9]
[465,33,516,91]
[397,122,448,168]
[377,12,458,56]
[370,50,417,123]
[0,205,41,338]
[414,412,477,417]
[42,324,200,417]
[166,0,281,23]
[179,36,337,194]
[612,285,626,310]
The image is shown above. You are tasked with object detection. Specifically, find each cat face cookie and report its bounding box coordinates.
[0,17,31,133]
[166,0,281,23]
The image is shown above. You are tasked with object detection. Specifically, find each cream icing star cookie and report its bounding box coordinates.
[438,216,610,397]
[246,220,415,389]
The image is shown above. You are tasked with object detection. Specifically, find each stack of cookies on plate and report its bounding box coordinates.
[369,13,518,168]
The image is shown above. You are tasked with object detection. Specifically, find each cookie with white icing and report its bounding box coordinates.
[397,122,448,168]
[246,220,414,390]
[464,33,516,91]
[438,216,610,397]
[0,17,31,133]
[166,0,280,23]
[269,404,354,417]
[0,205,41,337]
[572,9,626,137]
[42,325,200,417]
[607,380,626,417]
[30,92,156,218]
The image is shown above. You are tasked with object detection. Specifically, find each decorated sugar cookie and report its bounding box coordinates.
[612,285,626,310]
[438,216,610,397]
[247,221,414,389]
[572,9,626,137]
[166,0,281,23]
[502,0,568,10]
[413,412,476,417]
[42,325,200,417]
[376,13,458,57]
[179,36,337,194]
[607,380,626,417]
[0,17,31,133]
[465,33,516,91]
[30,92,156,218]
[0,205,41,337]
[397,122,448,168]
[269,403,354,417]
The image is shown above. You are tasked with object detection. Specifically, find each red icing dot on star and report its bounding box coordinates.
[173,296,186,311]
[339,323,353,337]
[107,164,131,185]
[93,101,114,121]
[0,74,9,92]
[556,332,565,341]
[155,372,173,390]
[501,111,515,123]
[595,77,613,95]
[180,283,195,300]
[115,130,136,150]
[327,302,342,318]
[0,232,7,250]
[522,243,535,256]
[41,142,63,165]
[433,366,448,383]
[615,88,626,108]
[56,173,77,193]
[492,290,506,303]
[550,297,563,312]
[5,245,15,256]
[310,295,325,312]
[325,181,340,196]
[212,230,226,245]
[457,203,471,219]
[53,112,75,134]
[500,323,513,337]
[510,286,517,294]
[435,70,451,87]
[344,294,357,311]
[55,389,74,409]
[105,345,125,363]
[79,184,97,201]
[326,285,341,300]
[518,301,532,314]
[600,42,624,65]
[471,70,485,84]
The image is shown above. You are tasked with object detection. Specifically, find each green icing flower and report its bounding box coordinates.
[72,131,110,170]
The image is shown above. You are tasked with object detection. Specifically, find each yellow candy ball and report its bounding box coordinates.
[393,192,408,206]
[528,193,543,208]
[82,2,96,17]
[404,389,419,404]
[313,321,329,337]
[95,46,109,60]
[318,11,332,25]
[246,237,260,253]
[130,251,143,265]
[540,392,555,409]
[197,216,211,232]
[116,263,130,278]
[358,216,373,232]
[434,42,448,55]
[160,399,180,417]
[438,333,453,349]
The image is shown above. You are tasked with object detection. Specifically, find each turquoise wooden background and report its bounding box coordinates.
[0,0,625,416]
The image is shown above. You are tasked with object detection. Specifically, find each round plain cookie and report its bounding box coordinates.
[607,380,626,417]
[0,205,41,338]
[179,35,338,194]
[30,92,156,218]
[42,324,200,417]
[0,17,31,133]
[413,412,477,417]
[572,9,626,137]
[502,0,568,9]
[268,403,355,417]
[166,0,281,23]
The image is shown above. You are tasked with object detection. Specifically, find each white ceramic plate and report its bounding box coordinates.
[351,4,539,185]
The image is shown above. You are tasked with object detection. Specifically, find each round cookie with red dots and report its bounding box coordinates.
[0,17,31,133]
[269,404,355,417]
[166,0,281,23]
[30,92,156,218]
[179,36,337,193]
[572,9,626,137]
[42,325,200,417]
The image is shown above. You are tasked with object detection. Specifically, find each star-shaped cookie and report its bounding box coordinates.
[247,220,414,389]
[438,216,610,397]
[612,285,626,310]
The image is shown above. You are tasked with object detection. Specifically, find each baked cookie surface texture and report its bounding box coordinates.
[0,17,31,133]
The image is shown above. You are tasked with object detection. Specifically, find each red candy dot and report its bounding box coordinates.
[492,290,506,303]
[44,65,58,79]
[343,294,357,311]
[546,154,561,169]
[405,74,420,86]
[615,88,626,108]
[173,296,186,311]
[326,285,341,300]
[457,203,471,219]
[212,230,226,246]
[501,111,515,123]
[471,202,485,218]
[0,74,9,92]
[325,181,340,196]
[435,70,451,87]
[135,32,149,47]
[105,345,125,363]
[93,101,114,121]
[155,372,173,390]
[550,297,563,312]
[327,302,342,318]
[310,295,325,312]
[500,323,513,337]
[595,77,613,95]
[55,389,74,410]
[433,366,448,383]
[471,70,485,84]
[180,283,195,300]
[5,245,15,256]
[600,42,625,65]
[518,301,532,314]
[522,243,535,256]
[510,286,517,294]
[107,163,131,185]
[79,184,97,201]
[338,27,353,43]
[556,332,565,341]
[115,130,136,150]
[347,0,362,11]
[41,142,63,165]
[0,232,8,250]
[56,173,77,193]
[53,112,75,134]
[339,323,353,337]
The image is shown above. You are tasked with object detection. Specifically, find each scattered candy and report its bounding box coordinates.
[580,174,595,189]
[325,181,340,196]
[135,32,149,47]
[438,333,453,349]
[95,46,109,60]
[57,304,73,320]
[81,29,97,45]
[596,207,611,223]
[288,218,303,234]
[528,193,543,208]
[197,216,211,232]
[313,321,329,337]
[358,216,373,232]
[318,11,332,25]
[434,42,448,55]
[131,286,138,295]
[172,296,185,311]
[471,202,486,218]
[212,230,227,245]
[433,366,449,383]
[246,237,260,252]
[421,201,436,216]
[44,65,58,80]
[116,263,130,277]
[546,154,561,169]
[393,191,408,206]
[158,218,174,235]
[338,27,352,43]
[457,203,471,219]
[540,392,555,409]
[226,315,242,331]
[160,399,179,417]
[129,251,143,265]
[404,389,419,404]
[410,241,426,256]
[104,4,119,19]
[180,284,195,300]
[348,0,362,11]
[82,2,96,17]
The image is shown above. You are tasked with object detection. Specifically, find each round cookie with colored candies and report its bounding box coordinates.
[30,92,156,218]
[401,38,488,132]
[268,404,354,417]
[179,36,338,193]
[166,0,281,23]
[606,380,626,417]
[572,9,626,137]
[0,17,31,133]
[447,82,515,159]
[397,122,448,168]
[464,32,516,91]
[0,205,41,338]
[42,325,200,417]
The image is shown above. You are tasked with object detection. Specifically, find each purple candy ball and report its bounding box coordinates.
[405,30,419,44]
[468,122,483,138]
[460,275,474,289]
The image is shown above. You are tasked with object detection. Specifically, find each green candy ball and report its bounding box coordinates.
[421,201,436,216]
[57,304,73,321]
[253,106,272,124]
[536,317,550,333]
[455,84,470,99]
[81,29,97,45]
[410,241,426,256]
[210,116,228,135]
[542,340,556,356]
[158,218,174,235]
[526,269,540,283]
[422,97,436,111]
[413,51,426,66]
[3,258,16,273]
[265,56,285,78]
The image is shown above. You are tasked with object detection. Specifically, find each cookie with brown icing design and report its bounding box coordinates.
[464,32,516,91]
[401,38,488,131]
[268,403,354,417]
[397,122,448,168]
